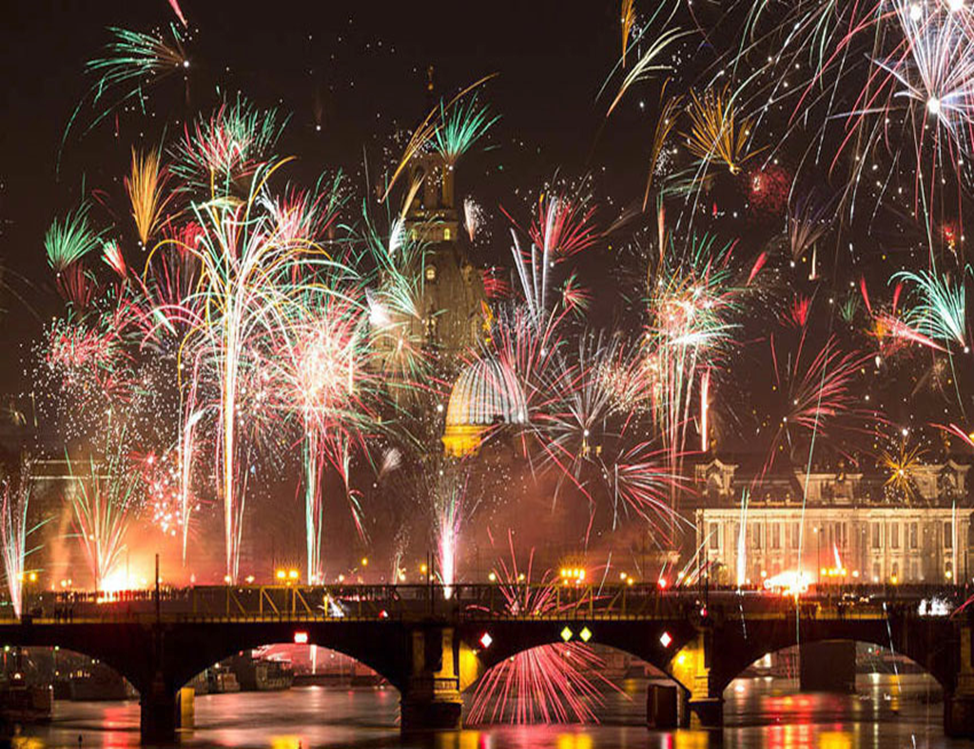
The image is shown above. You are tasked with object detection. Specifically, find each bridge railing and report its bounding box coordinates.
[0,583,966,624]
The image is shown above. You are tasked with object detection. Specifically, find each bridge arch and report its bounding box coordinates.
[706,616,955,696]
[167,621,410,695]
[457,619,700,696]
[458,637,680,723]
[0,625,156,695]
[7,645,138,700]
[722,640,945,695]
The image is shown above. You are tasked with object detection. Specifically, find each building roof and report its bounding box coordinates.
[445,357,527,428]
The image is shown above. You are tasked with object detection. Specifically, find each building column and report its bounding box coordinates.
[945,625,974,737]
[400,626,463,732]
[140,672,177,743]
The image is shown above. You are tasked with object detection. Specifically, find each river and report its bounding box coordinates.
[10,675,966,748]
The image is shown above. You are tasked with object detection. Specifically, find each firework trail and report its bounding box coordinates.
[893,268,969,350]
[61,25,189,163]
[433,468,470,599]
[433,93,499,166]
[125,147,175,248]
[172,96,288,193]
[684,84,758,175]
[67,449,137,592]
[45,202,105,276]
[174,164,337,581]
[1,463,46,619]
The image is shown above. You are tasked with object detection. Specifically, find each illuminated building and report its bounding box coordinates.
[692,458,972,585]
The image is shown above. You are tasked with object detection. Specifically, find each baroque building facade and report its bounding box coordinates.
[692,458,972,586]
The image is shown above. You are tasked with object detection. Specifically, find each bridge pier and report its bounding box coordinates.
[140,672,177,743]
[945,626,974,738]
[400,625,462,732]
[688,697,723,727]
[669,631,724,728]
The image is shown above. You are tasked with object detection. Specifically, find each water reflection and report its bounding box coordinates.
[9,674,967,748]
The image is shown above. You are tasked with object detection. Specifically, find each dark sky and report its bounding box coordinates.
[0,1,663,390]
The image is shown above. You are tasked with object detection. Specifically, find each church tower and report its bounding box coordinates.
[401,137,486,368]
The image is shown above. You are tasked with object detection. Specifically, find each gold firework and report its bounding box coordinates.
[882,443,926,504]
[621,0,636,68]
[125,148,174,247]
[684,85,756,175]
[644,89,682,210]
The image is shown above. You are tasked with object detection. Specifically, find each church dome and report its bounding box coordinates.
[442,357,526,456]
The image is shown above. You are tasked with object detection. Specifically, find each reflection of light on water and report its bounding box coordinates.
[434,732,486,749]
[674,730,709,748]
[12,739,44,749]
[270,736,304,749]
[819,731,852,749]
[556,735,593,749]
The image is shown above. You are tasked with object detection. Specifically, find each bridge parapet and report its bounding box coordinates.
[7,582,966,624]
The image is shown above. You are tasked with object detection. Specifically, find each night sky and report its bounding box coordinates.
[1,1,970,462]
[0,0,646,369]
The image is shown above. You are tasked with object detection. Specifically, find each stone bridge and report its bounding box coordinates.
[2,583,972,741]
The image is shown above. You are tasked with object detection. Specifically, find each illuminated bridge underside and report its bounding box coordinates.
[0,584,971,739]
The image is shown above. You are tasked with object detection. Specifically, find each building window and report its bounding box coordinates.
[771,523,781,549]
[709,523,720,551]
[443,227,452,241]
[871,522,881,549]
[790,523,800,548]
[751,523,762,550]
[425,265,437,282]
[890,523,900,549]
[909,522,918,550]
[946,521,953,549]
[872,563,881,582]
[891,562,899,582]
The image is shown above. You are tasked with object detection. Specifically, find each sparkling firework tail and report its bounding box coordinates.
[763,332,875,478]
[67,452,136,591]
[605,25,691,117]
[463,197,483,242]
[621,0,636,69]
[61,25,188,165]
[684,85,757,175]
[380,74,497,203]
[102,240,127,278]
[893,268,968,349]
[787,191,833,261]
[0,464,47,619]
[45,202,104,273]
[125,147,175,247]
[178,163,340,581]
[433,94,499,165]
[644,92,682,211]
[167,0,188,27]
[433,469,470,599]
[172,95,288,193]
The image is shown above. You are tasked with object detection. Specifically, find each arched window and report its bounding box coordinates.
[425,265,437,282]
